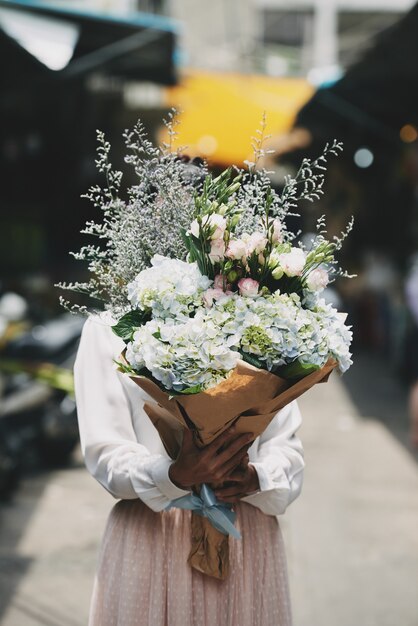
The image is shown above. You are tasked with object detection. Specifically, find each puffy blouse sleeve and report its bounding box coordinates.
[73,316,191,512]
[242,401,305,516]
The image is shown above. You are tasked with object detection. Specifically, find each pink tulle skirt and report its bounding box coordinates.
[89,499,292,626]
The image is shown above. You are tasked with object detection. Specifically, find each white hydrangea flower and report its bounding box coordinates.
[125,313,240,392]
[127,255,211,322]
[307,298,353,373]
[205,290,352,374]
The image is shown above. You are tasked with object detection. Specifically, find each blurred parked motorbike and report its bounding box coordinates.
[0,298,84,499]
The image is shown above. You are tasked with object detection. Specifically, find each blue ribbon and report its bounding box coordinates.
[167,483,241,539]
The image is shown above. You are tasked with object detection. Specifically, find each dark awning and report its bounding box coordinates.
[0,0,178,86]
[294,3,418,146]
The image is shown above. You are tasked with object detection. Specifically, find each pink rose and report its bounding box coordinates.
[246,232,267,256]
[306,268,329,291]
[238,278,259,297]
[214,274,231,291]
[202,288,226,307]
[226,238,247,260]
[278,248,306,277]
[209,238,226,262]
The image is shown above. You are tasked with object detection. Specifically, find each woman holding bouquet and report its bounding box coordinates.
[74,315,305,626]
[67,123,352,626]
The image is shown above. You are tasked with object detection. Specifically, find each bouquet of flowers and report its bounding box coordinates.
[60,113,353,579]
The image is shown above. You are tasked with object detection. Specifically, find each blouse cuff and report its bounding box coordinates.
[151,457,191,501]
[249,461,276,493]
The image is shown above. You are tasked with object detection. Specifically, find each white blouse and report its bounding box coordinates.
[74,315,305,517]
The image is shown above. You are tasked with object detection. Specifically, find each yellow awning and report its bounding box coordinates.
[162,69,314,166]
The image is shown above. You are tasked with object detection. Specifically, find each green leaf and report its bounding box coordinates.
[276,360,320,381]
[179,384,204,395]
[114,359,136,374]
[240,351,266,370]
[112,309,150,342]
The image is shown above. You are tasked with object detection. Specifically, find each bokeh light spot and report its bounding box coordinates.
[400,124,418,143]
[354,147,374,168]
[196,135,218,156]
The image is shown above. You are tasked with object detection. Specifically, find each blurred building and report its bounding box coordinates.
[168,0,415,78]
[257,0,415,77]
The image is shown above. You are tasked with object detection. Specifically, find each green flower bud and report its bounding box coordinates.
[227,269,239,283]
[230,214,241,228]
[227,182,241,195]
[272,266,284,280]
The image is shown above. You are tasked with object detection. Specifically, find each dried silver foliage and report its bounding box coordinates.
[57,114,206,316]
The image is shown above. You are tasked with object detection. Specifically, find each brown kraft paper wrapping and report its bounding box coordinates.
[127,357,337,580]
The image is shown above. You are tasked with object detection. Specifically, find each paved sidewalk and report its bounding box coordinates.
[0,371,417,626]
[283,372,418,626]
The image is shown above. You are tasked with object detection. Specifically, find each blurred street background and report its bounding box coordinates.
[0,0,417,624]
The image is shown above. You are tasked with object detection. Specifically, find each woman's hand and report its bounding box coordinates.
[213,458,260,503]
[169,426,254,490]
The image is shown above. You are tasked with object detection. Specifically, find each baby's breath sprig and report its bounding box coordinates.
[161,108,181,155]
[278,140,343,212]
[302,215,356,282]
[244,112,275,175]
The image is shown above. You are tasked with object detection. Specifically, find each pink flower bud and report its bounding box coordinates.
[214,274,231,291]
[271,219,282,243]
[209,239,226,263]
[202,288,226,307]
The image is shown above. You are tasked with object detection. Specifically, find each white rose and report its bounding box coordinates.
[189,219,200,238]
[189,214,226,241]
[207,214,227,240]
[306,268,329,292]
[268,250,281,269]
[226,239,247,260]
[246,232,267,255]
[278,248,306,277]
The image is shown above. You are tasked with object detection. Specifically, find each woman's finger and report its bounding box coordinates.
[216,493,244,503]
[216,446,251,480]
[205,425,239,455]
[219,469,246,483]
[206,423,253,455]
[213,434,253,467]
[214,483,244,498]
